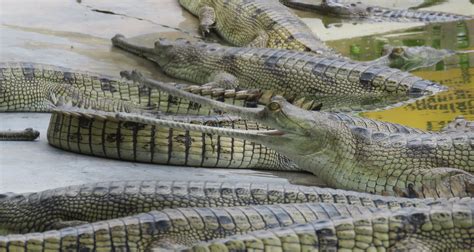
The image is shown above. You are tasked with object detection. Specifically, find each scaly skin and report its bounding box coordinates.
[0,61,327,120]
[1,62,425,172]
[0,201,471,251]
[0,61,308,141]
[0,180,448,234]
[117,71,474,198]
[175,0,466,72]
[441,116,474,133]
[177,0,333,55]
[0,61,276,142]
[189,201,474,251]
[0,128,39,141]
[0,62,262,114]
[46,108,299,171]
[45,100,426,171]
[111,36,446,98]
[281,0,473,23]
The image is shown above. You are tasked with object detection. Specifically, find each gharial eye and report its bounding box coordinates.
[268,101,281,112]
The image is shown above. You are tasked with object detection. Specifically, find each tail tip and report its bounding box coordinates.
[408,80,447,96]
[111,34,126,44]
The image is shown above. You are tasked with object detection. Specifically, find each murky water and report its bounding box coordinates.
[329,20,474,130]
[0,0,473,191]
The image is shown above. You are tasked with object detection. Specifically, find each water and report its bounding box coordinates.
[328,20,474,131]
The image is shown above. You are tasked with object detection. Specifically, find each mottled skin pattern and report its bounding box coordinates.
[46,109,299,171]
[0,200,471,251]
[0,62,427,172]
[111,36,446,97]
[0,1,471,250]
[0,65,471,251]
[281,0,473,23]
[0,180,446,234]
[46,101,426,171]
[118,72,474,199]
[0,62,261,115]
[177,0,333,55]
[189,201,474,252]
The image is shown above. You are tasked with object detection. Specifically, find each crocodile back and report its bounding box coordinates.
[182,0,332,54]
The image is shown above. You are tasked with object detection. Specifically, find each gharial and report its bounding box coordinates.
[0,180,472,251]
[111,35,446,96]
[0,64,473,250]
[3,62,473,197]
[112,70,473,199]
[177,0,472,60]
[111,35,447,110]
[0,0,473,251]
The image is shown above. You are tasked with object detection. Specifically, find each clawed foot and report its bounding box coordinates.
[198,6,215,37]
[121,70,161,92]
[200,25,211,37]
[393,169,474,198]
[120,70,145,83]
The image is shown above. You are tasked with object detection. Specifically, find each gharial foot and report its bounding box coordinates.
[120,70,144,83]
[393,168,474,198]
[202,72,239,89]
[198,6,215,36]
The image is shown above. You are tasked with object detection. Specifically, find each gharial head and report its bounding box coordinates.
[251,96,338,156]
[382,45,455,72]
[151,38,215,68]
[111,34,207,69]
[119,71,346,164]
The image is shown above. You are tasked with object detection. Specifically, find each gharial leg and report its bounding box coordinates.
[247,30,270,48]
[198,6,216,36]
[202,72,240,89]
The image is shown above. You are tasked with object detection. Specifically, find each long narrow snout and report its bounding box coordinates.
[111,34,159,63]
[120,70,266,121]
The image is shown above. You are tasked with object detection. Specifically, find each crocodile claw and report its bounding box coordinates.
[200,25,211,37]
[120,70,144,83]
